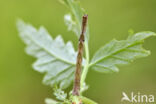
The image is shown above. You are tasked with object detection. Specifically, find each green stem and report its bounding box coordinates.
[80,40,89,93]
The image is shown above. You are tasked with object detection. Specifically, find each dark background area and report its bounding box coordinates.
[0,0,156,104]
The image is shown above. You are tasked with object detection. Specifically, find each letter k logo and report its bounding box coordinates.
[121,92,131,102]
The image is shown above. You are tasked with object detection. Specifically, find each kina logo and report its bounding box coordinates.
[121,92,155,103]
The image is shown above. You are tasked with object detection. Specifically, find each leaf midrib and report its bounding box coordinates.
[89,41,144,67]
[25,33,76,66]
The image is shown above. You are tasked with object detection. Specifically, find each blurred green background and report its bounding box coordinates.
[0,0,156,104]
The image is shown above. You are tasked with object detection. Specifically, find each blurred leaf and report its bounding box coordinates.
[64,14,80,37]
[81,96,98,104]
[54,87,67,101]
[80,82,89,93]
[90,32,156,73]
[45,98,59,104]
[61,0,89,40]
[17,20,77,89]
[60,0,85,25]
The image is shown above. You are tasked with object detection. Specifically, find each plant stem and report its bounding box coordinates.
[80,41,89,93]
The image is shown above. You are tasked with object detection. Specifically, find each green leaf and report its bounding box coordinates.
[45,98,59,104]
[81,96,98,104]
[90,32,156,73]
[61,0,89,40]
[17,20,77,89]
[64,14,80,37]
[54,87,67,101]
[60,0,85,25]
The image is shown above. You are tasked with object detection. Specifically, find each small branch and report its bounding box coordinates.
[72,15,88,96]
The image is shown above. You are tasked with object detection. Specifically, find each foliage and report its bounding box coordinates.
[17,0,156,103]
[17,20,77,89]
[90,32,156,73]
